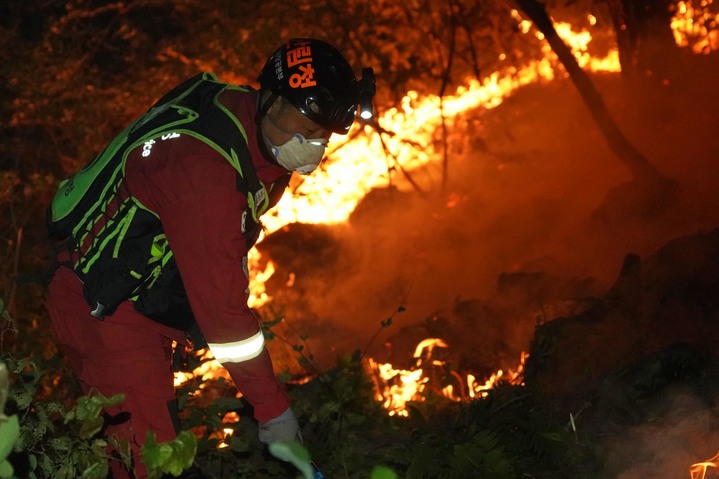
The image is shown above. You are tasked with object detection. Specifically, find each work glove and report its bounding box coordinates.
[258,407,302,444]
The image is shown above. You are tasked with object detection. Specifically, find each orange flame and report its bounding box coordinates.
[214,411,240,449]
[368,339,528,417]
[690,451,719,479]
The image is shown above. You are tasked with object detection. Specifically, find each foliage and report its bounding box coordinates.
[267,441,313,479]
[3,289,713,478]
[2,355,124,478]
[172,316,593,478]
[0,361,19,479]
[0,300,197,479]
[376,381,593,479]
[0,336,214,478]
[0,415,18,479]
[142,430,197,479]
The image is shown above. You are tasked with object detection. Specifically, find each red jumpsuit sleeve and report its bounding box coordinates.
[158,185,290,423]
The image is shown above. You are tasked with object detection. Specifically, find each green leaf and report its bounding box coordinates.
[14,391,33,410]
[0,416,19,460]
[268,441,313,479]
[79,458,108,479]
[73,396,103,421]
[79,416,104,439]
[141,430,197,479]
[0,460,13,479]
[370,465,398,479]
[108,435,133,469]
[541,431,563,442]
[141,432,161,471]
[50,436,73,453]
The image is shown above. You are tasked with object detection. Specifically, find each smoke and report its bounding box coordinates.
[259,53,719,373]
[600,384,719,478]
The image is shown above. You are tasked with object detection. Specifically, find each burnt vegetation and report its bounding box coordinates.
[2,0,719,477]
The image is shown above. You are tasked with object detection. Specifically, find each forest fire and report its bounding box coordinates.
[173,1,718,434]
[245,13,622,307]
[3,0,718,477]
[690,451,719,479]
[176,14,617,401]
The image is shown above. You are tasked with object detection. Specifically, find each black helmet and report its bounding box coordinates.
[258,38,360,134]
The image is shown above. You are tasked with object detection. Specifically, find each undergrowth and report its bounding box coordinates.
[0,297,596,478]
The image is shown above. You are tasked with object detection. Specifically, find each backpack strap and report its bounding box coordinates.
[177,80,271,242]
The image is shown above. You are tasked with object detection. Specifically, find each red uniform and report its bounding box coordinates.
[47,88,291,478]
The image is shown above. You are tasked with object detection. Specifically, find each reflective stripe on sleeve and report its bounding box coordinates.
[208,330,265,363]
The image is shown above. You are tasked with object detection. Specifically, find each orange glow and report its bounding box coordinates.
[690,451,719,479]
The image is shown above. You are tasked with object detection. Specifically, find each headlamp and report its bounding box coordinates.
[357,67,376,121]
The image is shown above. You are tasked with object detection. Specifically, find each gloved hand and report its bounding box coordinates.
[258,407,302,444]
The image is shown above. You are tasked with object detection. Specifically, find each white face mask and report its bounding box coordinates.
[269,134,327,175]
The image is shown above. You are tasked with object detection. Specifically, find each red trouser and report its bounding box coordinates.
[47,267,189,479]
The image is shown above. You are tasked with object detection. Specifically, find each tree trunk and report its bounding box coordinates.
[603,0,683,86]
[604,0,641,82]
[514,0,668,183]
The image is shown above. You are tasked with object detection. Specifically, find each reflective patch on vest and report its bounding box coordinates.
[254,188,266,209]
[142,133,182,158]
[241,209,248,234]
[208,330,265,363]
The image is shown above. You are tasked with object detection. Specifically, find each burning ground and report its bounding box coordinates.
[251,50,719,476]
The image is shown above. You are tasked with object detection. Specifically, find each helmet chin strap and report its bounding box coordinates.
[255,91,281,164]
[256,91,278,123]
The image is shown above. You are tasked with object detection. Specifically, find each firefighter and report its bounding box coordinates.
[45,38,375,478]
